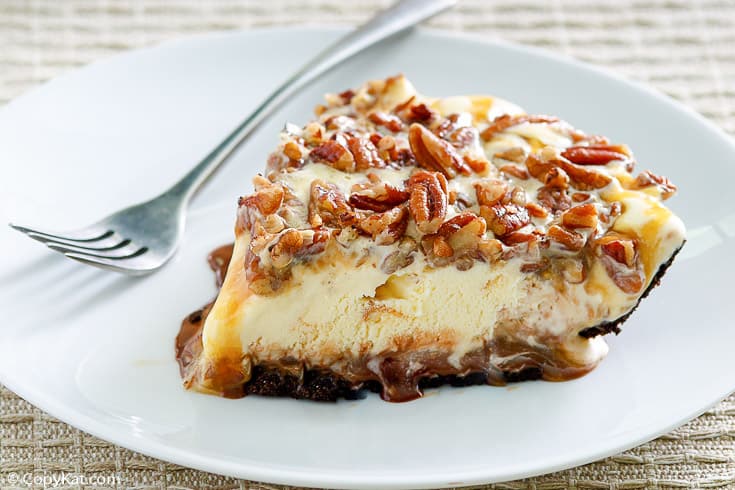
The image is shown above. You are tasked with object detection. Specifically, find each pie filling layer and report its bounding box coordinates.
[176,75,686,402]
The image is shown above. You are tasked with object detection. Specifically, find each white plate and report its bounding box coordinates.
[0,27,733,489]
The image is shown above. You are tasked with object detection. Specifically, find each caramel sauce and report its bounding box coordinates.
[207,243,234,288]
[174,244,232,383]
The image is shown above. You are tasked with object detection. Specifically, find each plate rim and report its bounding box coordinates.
[1,25,734,489]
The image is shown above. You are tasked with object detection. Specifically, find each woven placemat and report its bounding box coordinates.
[1,1,733,488]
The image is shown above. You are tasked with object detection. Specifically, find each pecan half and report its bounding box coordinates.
[561,145,631,166]
[408,170,448,234]
[408,123,471,178]
[349,181,410,212]
[630,170,677,200]
[356,205,409,245]
[309,180,355,228]
[310,139,355,172]
[480,114,559,141]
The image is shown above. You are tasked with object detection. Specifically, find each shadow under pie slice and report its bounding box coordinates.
[176,75,686,402]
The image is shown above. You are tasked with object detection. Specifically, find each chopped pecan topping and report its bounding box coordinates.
[368,112,405,132]
[356,205,408,245]
[478,237,504,262]
[438,213,487,256]
[435,115,478,149]
[561,145,631,166]
[544,167,570,190]
[270,229,305,269]
[338,89,355,104]
[556,257,586,283]
[525,202,549,218]
[309,180,355,228]
[432,237,454,257]
[394,148,417,167]
[525,154,553,181]
[557,160,612,190]
[547,224,585,251]
[420,213,486,267]
[463,155,489,173]
[247,228,330,295]
[302,122,325,146]
[375,135,398,162]
[494,147,527,163]
[242,77,680,292]
[406,103,435,123]
[480,203,530,237]
[346,135,385,171]
[502,230,538,246]
[324,115,355,132]
[474,178,508,206]
[408,170,448,234]
[537,186,572,214]
[408,123,471,178]
[381,237,418,274]
[239,181,284,217]
[527,153,611,191]
[262,214,286,234]
[349,181,410,212]
[561,203,599,229]
[630,170,677,200]
[283,141,303,162]
[310,140,355,172]
[499,164,530,180]
[453,192,474,211]
[480,114,559,141]
[598,234,637,268]
[394,97,436,123]
[596,233,644,294]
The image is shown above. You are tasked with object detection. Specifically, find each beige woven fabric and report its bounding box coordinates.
[0,1,733,488]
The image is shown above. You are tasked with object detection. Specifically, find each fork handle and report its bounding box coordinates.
[165,0,456,202]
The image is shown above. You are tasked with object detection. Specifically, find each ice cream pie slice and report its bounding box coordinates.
[176,75,685,402]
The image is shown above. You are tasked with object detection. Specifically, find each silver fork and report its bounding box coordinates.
[10,0,455,275]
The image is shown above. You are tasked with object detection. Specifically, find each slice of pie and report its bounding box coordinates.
[176,75,685,402]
